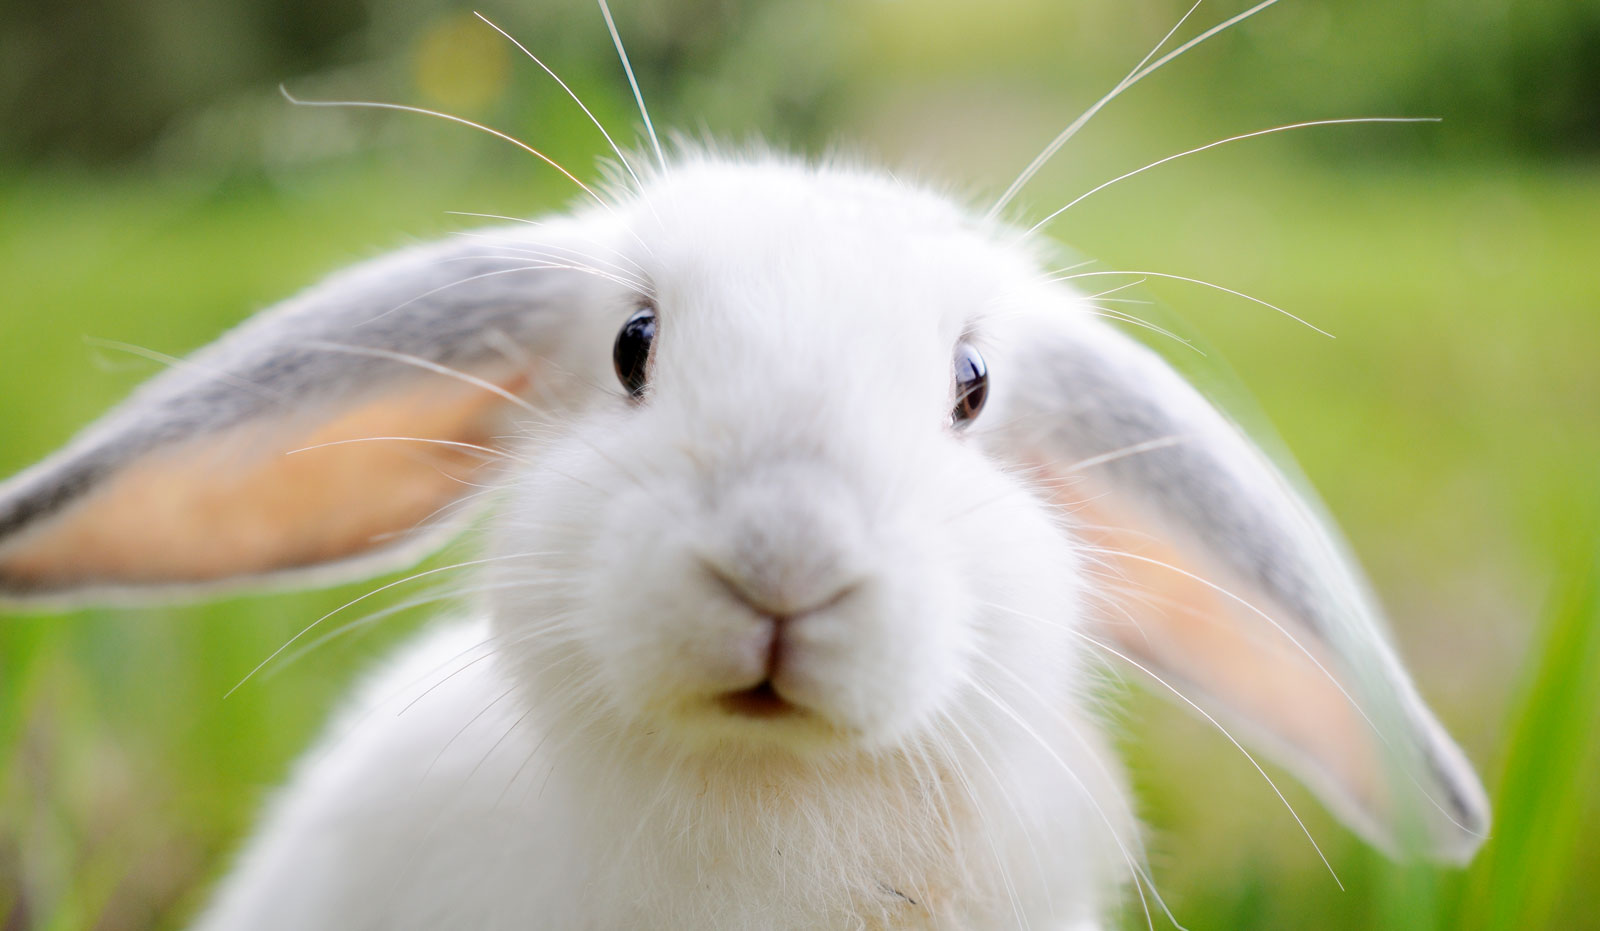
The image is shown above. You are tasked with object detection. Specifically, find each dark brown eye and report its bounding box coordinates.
[613,305,657,398]
[952,342,988,427]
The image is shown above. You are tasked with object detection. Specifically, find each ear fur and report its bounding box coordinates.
[0,218,631,606]
[984,289,1490,862]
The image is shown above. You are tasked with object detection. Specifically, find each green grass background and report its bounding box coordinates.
[3,0,1599,927]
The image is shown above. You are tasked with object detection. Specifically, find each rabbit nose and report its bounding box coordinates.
[702,559,860,622]
[701,461,872,620]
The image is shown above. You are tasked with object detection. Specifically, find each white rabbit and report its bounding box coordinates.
[0,23,1489,931]
[0,154,1489,929]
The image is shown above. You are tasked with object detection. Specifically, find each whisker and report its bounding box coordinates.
[1081,626,1341,888]
[473,12,649,195]
[423,682,520,781]
[280,87,609,208]
[432,253,650,296]
[225,551,557,697]
[1071,542,1375,731]
[443,212,649,276]
[1055,268,1331,338]
[1083,306,1202,354]
[962,674,1175,931]
[596,0,666,174]
[942,711,1055,923]
[1026,116,1439,272]
[83,337,285,402]
[987,600,1341,889]
[446,232,649,285]
[286,435,509,460]
[1082,279,1146,302]
[298,340,539,416]
[1120,0,1285,102]
[1065,434,1190,472]
[986,0,1207,219]
[258,577,553,681]
[931,714,1031,930]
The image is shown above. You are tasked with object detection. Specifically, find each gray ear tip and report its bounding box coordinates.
[1437,778,1493,864]
[1404,739,1493,864]
[1426,811,1491,866]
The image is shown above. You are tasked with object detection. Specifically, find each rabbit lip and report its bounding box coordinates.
[717,679,803,719]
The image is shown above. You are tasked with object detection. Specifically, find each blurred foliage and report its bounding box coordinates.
[4,0,1600,170]
[1,1,1597,929]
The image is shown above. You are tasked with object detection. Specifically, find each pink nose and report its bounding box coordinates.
[702,560,860,719]
[701,559,858,626]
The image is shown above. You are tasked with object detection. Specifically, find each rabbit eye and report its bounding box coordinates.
[613,305,657,398]
[952,342,988,427]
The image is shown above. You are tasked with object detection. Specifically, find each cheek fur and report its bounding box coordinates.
[486,415,1086,760]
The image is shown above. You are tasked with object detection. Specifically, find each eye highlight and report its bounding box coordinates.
[613,305,658,398]
[952,342,988,427]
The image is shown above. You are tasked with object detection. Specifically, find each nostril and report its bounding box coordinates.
[703,560,785,620]
[699,558,859,621]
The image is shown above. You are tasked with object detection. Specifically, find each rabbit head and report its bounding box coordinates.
[0,154,1488,867]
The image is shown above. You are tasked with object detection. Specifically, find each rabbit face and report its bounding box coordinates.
[485,161,1084,757]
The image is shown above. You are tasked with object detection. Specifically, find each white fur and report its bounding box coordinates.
[0,153,1487,928]
[193,160,1137,929]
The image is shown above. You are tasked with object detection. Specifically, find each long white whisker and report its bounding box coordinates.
[963,676,1175,931]
[986,599,1341,889]
[299,340,538,416]
[280,88,609,207]
[1073,543,1374,730]
[443,212,649,276]
[225,551,556,697]
[1068,622,1342,888]
[941,712,1055,923]
[1083,279,1147,302]
[1068,435,1191,473]
[987,0,1206,219]
[1026,117,1438,256]
[473,12,648,195]
[422,682,520,781]
[260,576,554,680]
[1084,306,1203,354]
[83,337,285,402]
[286,436,508,459]
[447,232,649,283]
[1056,268,1331,338]
[931,715,1031,930]
[433,253,649,295]
[596,0,665,174]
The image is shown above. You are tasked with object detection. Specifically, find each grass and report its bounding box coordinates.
[0,155,1596,929]
[1455,530,1600,931]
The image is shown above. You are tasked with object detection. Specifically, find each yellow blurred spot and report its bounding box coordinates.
[412,13,511,114]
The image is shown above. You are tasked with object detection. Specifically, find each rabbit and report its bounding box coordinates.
[0,14,1490,931]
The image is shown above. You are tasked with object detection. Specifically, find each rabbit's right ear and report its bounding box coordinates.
[0,218,636,606]
[982,287,1489,863]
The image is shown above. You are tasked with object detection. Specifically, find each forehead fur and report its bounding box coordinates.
[623,156,1039,318]
[595,156,1040,412]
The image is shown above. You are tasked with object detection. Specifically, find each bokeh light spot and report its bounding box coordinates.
[412,13,511,115]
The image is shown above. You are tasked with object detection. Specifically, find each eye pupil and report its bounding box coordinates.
[613,306,657,398]
[952,342,988,427]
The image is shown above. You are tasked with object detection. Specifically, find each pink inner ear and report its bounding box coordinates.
[1050,477,1388,821]
[0,374,529,593]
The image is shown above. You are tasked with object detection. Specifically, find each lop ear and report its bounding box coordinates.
[0,218,633,606]
[986,292,1490,862]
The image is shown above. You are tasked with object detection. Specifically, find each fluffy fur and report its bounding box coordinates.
[0,155,1488,929]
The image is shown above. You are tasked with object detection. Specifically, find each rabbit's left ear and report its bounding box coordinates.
[0,219,628,606]
[985,295,1490,862]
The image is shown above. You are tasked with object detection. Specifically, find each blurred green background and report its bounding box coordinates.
[2,0,1598,928]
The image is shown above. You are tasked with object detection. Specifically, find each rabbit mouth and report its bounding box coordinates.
[717,679,804,719]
